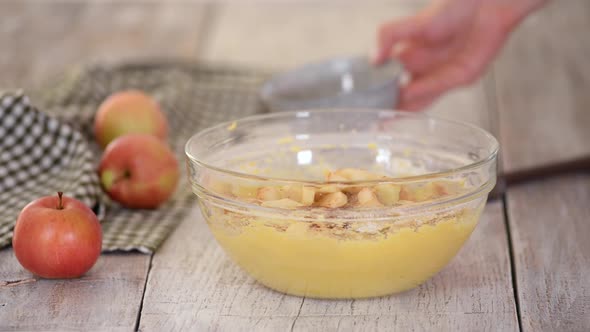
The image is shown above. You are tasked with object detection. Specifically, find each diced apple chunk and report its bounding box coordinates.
[207,178,231,195]
[231,183,259,199]
[257,187,282,201]
[374,184,401,206]
[317,192,348,208]
[283,185,301,201]
[400,183,437,202]
[357,188,383,208]
[301,186,316,206]
[433,180,465,196]
[327,168,384,193]
[283,185,316,206]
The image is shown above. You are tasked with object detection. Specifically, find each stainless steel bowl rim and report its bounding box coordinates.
[260,56,404,105]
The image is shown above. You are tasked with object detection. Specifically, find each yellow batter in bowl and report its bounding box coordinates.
[202,200,484,298]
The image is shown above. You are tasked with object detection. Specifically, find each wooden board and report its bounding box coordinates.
[493,0,590,175]
[0,2,210,331]
[0,251,149,331]
[139,201,518,331]
[0,2,209,91]
[506,174,590,331]
[201,3,421,70]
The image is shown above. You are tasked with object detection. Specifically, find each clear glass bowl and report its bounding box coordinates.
[185,109,498,299]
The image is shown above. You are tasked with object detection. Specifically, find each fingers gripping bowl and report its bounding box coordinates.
[185,110,498,299]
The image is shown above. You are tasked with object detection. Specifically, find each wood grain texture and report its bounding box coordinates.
[0,2,210,331]
[494,0,590,174]
[0,1,208,90]
[140,201,518,331]
[0,250,150,331]
[201,3,420,70]
[201,2,493,131]
[506,173,590,331]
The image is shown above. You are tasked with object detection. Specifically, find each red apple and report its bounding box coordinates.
[94,90,168,148]
[98,134,179,208]
[12,192,102,279]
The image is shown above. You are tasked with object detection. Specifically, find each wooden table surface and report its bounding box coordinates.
[1,1,589,331]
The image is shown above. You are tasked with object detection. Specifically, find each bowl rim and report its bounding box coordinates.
[259,55,404,106]
[185,109,499,186]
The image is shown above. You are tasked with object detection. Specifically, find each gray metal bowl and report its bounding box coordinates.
[260,56,403,112]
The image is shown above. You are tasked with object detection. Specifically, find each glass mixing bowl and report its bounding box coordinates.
[185,109,498,299]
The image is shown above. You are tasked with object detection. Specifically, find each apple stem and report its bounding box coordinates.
[57,192,64,210]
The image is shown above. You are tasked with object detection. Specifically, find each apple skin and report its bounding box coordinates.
[98,134,179,209]
[12,193,102,279]
[94,90,168,148]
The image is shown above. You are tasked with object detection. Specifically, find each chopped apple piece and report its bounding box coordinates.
[301,187,316,206]
[257,187,282,201]
[374,184,401,206]
[316,184,341,193]
[400,183,437,202]
[433,180,465,196]
[317,192,348,208]
[357,188,383,208]
[231,183,259,199]
[328,168,385,194]
[207,178,231,195]
[282,185,316,206]
[283,185,301,200]
[341,186,364,194]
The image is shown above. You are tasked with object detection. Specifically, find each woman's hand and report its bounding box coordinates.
[374,0,547,110]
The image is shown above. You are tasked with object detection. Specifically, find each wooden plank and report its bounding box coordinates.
[494,0,590,175]
[201,3,421,70]
[0,250,149,331]
[0,2,211,330]
[506,173,590,331]
[0,1,74,89]
[0,1,209,91]
[138,206,304,331]
[140,201,518,331]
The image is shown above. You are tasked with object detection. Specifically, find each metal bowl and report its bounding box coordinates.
[260,56,403,112]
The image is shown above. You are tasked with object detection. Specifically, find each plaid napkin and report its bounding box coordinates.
[0,92,106,248]
[0,62,268,253]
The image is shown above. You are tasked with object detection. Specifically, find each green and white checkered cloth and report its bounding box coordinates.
[0,62,268,253]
